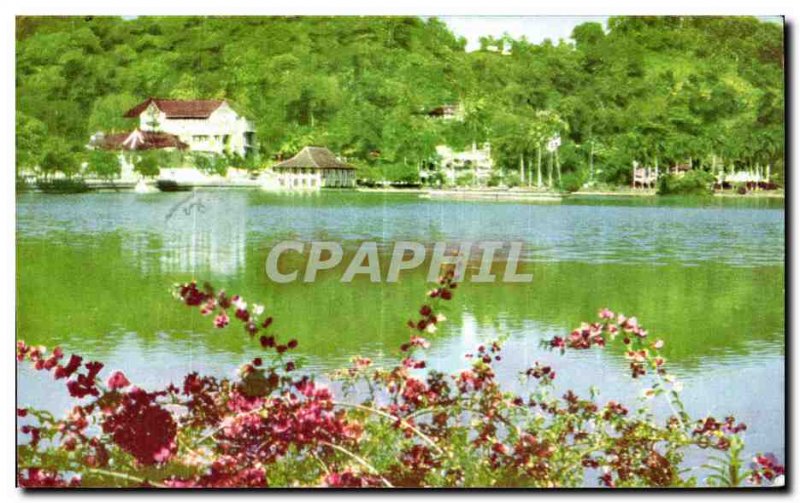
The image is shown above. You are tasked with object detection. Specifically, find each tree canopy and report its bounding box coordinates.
[16,16,784,185]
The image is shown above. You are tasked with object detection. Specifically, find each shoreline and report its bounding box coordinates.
[422,189,563,203]
[18,181,785,200]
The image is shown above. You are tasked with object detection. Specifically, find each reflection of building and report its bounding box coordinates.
[267,146,356,190]
[128,194,247,276]
[121,98,255,156]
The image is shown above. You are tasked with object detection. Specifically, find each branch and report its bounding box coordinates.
[319,441,394,488]
[86,468,167,488]
[332,401,443,454]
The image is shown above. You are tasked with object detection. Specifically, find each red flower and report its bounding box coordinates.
[214,312,230,329]
[54,354,83,380]
[324,470,380,488]
[18,468,80,488]
[235,308,250,322]
[106,371,131,390]
[101,388,177,465]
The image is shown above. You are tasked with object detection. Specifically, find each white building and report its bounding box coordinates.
[123,98,255,157]
[268,146,357,190]
[427,143,494,185]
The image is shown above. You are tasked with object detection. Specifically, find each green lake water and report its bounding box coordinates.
[16,191,785,461]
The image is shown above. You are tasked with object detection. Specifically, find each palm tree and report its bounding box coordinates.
[530,110,568,189]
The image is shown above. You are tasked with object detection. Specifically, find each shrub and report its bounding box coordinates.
[87,151,121,181]
[191,154,228,176]
[657,170,715,196]
[455,172,476,187]
[559,171,586,193]
[17,272,785,488]
[35,178,90,194]
[134,152,160,178]
[487,172,506,187]
[424,170,446,187]
[504,172,521,188]
[192,154,212,173]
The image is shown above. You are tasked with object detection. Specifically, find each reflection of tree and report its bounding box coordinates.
[18,227,784,372]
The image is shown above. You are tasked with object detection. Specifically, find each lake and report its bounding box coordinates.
[16,191,785,464]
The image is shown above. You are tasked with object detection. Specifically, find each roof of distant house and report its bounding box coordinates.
[93,129,189,151]
[273,147,355,170]
[427,104,459,117]
[123,98,225,119]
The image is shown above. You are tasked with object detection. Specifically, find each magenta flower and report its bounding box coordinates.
[106,371,131,390]
[214,312,230,329]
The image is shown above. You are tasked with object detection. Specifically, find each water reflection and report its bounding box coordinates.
[16,191,784,461]
[156,193,247,275]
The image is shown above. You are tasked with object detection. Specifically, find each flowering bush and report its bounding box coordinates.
[16,269,784,488]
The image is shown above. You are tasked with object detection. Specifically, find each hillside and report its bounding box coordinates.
[16,16,784,185]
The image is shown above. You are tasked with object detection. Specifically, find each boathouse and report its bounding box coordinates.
[271,147,356,189]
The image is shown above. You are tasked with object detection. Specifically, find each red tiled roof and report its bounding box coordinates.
[94,130,188,151]
[123,98,225,119]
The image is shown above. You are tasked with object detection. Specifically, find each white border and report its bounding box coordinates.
[3,1,795,501]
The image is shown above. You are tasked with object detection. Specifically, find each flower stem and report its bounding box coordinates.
[86,468,166,488]
[319,441,393,488]
[332,401,443,454]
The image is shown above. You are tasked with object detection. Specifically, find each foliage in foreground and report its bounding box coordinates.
[16,270,784,488]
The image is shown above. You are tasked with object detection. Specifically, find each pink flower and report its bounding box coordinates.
[214,312,230,328]
[107,371,131,390]
[599,308,615,320]
[622,317,639,333]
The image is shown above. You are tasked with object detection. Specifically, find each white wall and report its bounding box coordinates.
[139,102,254,157]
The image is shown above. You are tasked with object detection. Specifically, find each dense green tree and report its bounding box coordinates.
[16,112,48,173]
[86,150,121,180]
[15,16,784,185]
[134,152,160,178]
[39,144,80,179]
